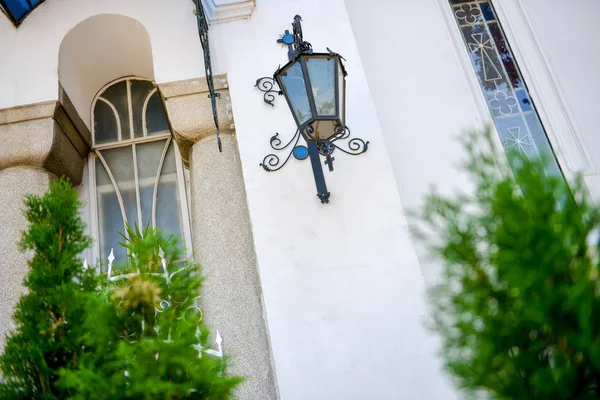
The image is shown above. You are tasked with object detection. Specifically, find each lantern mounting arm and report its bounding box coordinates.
[193,0,222,152]
[254,14,369,204]
[259,130,302,172]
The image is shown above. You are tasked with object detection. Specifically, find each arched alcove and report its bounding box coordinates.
[58,14,155,129]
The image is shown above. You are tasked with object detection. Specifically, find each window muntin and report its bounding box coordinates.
[0,0,45,27]
[91,78,190,269]
[449,0,562,176]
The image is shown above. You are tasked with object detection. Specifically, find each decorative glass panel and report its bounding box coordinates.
[449,0,562,176]
[337,60,346,125]
[95,158,126,263]
[130,80,154,138]
[0,0,46,26]
[280,61,312,125]
[100,81,130,141]
[92,78,189,269]
[306,57,336,116]
[145,91,170,135]
[93,100,119,145]
[97,146,137,229]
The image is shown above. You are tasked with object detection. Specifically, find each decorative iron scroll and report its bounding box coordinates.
[86,249,224,359]
[254,77,281,107]
[260,127,368,173]
[194,0,222,152]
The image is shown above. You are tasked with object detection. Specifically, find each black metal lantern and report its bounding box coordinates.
[254,15,368,204]
[275,52,347,143]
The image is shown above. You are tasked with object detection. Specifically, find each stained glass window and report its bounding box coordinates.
[449,0,562,176]
[91,78,190,269]
[0,0,45,26]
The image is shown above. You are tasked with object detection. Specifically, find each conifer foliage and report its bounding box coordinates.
[58,225,242,399]
[0,179,241,399]
[417,129,600,399]
[0,178,96,399]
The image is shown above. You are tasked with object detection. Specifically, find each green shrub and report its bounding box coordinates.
[417,128,600,399]
[0,179,241,399]
[0,178,96,399]
[58,225,242,399]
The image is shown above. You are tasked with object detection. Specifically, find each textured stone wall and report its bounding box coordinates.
[189,134,278,399]
[0,168,51,353]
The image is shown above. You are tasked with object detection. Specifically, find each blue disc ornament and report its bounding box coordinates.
[281,32,294,45]
[293,145,309,160]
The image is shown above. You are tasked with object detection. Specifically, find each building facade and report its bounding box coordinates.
[0,0,598,398]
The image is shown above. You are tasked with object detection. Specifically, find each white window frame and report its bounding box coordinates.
[89,76,193,266]
[432,0,595,182]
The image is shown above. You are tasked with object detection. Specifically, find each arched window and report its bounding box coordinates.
[90,77,191,268]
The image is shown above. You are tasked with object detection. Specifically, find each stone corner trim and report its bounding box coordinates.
[202,0,256,24]
[0,99,91,185]
[158,74,234,166]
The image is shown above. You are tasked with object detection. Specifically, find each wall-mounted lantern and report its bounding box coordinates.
[256,15,368,204]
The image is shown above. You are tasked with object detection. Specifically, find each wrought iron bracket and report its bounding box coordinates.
[254,14,369,204]
[193,0,222,152]
[254,77,281,106]
[260,126,368,168]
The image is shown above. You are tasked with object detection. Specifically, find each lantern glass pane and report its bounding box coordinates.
[313,120,337,141]
[306,57,336,116]
[280,61,312,125]
[337,60,346,125]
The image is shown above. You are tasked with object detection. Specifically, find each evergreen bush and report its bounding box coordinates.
[0,179,241,399]
[0,178,96,399]
[417,128,600,399]
[58,225,242,399]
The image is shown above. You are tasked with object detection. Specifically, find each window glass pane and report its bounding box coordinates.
[460,23,507,93]
[96,158,126,269]
[146,92,171,135]
[98,147,137,228]
[99,81,130,140]
[130,80,155,138]
[139,186,154,230]
[136,139,167,179]
[280,61,312,125]
[98,191,127,268]
[337,60,345,125]
[449,0,562,177]
[306,57,336,116]
[156,143,183,239]
[156,181,183,240]
[136,139,169,228]
[93,100,119,145]
[4,0,29,21]
[162,140,177,175]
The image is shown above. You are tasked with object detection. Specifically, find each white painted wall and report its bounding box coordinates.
[344,0,484,285]
[0,0,204,118]
[345,0,600,281]
[59,14,155,128]
[209,0,456,398]
[506,0,600,198]
[0,0,462,398]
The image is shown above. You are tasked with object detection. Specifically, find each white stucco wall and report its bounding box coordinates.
[0,0,461,398]
[209,0,456,398]
[344,0,483,285]
[0,0,204,116]
[345,0,600,282]
[506,0,600,198]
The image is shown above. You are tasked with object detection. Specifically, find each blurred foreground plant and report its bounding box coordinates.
[416,128,600,399]
[58,225,242,399]
[0,178,240,399]
[0,178,96,399]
